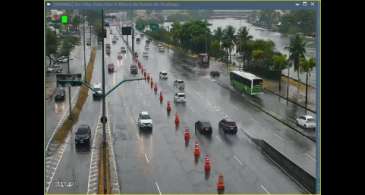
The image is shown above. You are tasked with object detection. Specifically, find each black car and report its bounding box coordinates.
[195,121,213,136]
[92,84,103,100]
[75,125,91,149]
[210,71,220,77]
[130,65,138,74]
[54,88,65,102]
[218,118,238,134]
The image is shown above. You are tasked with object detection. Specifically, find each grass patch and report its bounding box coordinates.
[53,48,96,144]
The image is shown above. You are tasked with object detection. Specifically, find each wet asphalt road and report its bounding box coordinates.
[45,24,315,193]
[109,26,306,193]
[47,33,105,193]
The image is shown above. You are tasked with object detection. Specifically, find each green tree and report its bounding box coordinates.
[272,53,288,91]
[46,28,59,65]
[235,26,253,68]
[222,25,235,63]
[300,57,316,110]
[59,35,80,57]
[286,33,306,81]
[213,27,223,48]
[72,15,80,31]
[170,21,182,44]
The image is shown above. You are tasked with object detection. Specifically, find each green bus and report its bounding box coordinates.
[230,70,263,95]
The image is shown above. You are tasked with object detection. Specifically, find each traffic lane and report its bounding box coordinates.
[110,45,196,193]
[149,71,301,193]
[140,42,316,176]
[187,78,316,176]
[45,44,90,145]
[47,49,102,193]
[48,89,101,193]
[136,43,304,192]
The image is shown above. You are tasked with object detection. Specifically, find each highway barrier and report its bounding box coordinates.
[253,138,315,193]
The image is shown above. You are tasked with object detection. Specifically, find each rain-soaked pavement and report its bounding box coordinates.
[45,23,316,193]
[109,25,313,193]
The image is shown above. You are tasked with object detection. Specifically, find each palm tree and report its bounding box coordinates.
[235,26,253,70]
[223,25,235,63]
[213,27,223,48]
[272,54,288,93]
[300,57,316,111]
[286,33,306,81]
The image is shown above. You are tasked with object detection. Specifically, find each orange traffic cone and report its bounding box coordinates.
[184,127,190,143]
[167,101,171,113]
[151,80,154,89]
[194,142,201,158]
[204,155,211,172]
[147,74,150,82]
[175,113,180,127]
[160,92,163,103]
[217,173,225,191]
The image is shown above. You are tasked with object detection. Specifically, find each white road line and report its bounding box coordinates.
[45,135,70,193]
[155,182,162,195]
[215,135,222,143]
[260,184,270,194]
[305,153,315,161]
[145,153,150,163]
[233,155,243,166]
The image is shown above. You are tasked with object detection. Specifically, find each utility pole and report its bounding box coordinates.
[67,56,72,119]
[83,14,86,82]
[101,9,107,194]
[132,27,134,57]
[286,62,290,104]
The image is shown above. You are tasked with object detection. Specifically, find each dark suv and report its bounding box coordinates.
[54,87,65,102]
[218,118,238,134]
[195,121,212,136]
[130,64,138,74]
[75,125,91,149]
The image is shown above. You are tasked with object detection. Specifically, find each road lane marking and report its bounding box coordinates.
[233,155,243,166]
[305,153,315,161]
[45,135,70,193]
[155,182,162,195]
[260,184,270,194]
[145,153,150,163]
[215,135,222,143]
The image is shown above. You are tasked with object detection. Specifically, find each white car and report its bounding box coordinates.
[159,46,165,52]
[159,71,168,80]
[174,92,186,103]
[296,115,316,129]
[173,80,185,91]
[137,111,153,130]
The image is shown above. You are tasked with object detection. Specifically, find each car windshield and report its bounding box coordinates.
[307,118,315,122]
[140,114,150,119]
[201,122,210,127]
[161,72,167,75]
[224,120,236,126]
[178,94,185,97]
[76,127,89,135]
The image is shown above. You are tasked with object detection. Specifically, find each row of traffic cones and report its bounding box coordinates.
[136,59,225,193]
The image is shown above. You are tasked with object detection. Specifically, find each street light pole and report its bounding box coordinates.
[68,56,72,119]
[101,9,107,194]
[132,27,134,57]
[83,14,86,82]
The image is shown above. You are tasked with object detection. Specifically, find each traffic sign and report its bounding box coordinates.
[122,26,132,35]
[149,23,159,32]
[61,15,68,24]
[56,73,82,87]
